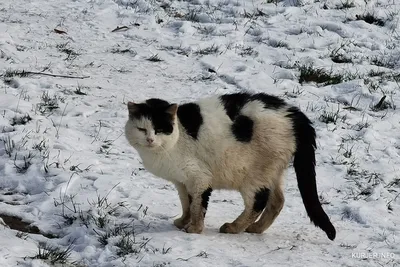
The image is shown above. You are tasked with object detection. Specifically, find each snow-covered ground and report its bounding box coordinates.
[1,0,400,266]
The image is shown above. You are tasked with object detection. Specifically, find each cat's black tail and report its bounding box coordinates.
[286,107,336,241]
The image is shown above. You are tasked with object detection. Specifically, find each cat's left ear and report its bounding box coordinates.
[166,104,178,117]
[127,101,137,116]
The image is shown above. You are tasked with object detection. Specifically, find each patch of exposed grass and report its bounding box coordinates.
[14,152,34,173]
[36,91,63,114]
[351,117,370,131]
[370,55,397,69]
[2,69,30,79]
[346,168,383,200]
[74,85,88,96]
[319,109,340,124]
[161,45,191,57]
[367,70,386,77]
[328,40,355,64]
[371,95,393,111]
[196,25,216,35]
[355,13,385,26]
[1,135,15,157]
[298,64,343,85]
[10,114,32,126]
[242,8,266,19]
[56,42,80,61]
[335,0,355,9]
[268,39,289,49]
[330,53,352,63]
[110,47,137,56]
[184,9,201,22]
[32,242,73,265]
[194,44,220,56]
[236,45,258,57]
[147,54,163,62]
[116,234,151,256]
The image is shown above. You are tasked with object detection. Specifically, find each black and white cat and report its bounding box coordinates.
[125,92,336,240]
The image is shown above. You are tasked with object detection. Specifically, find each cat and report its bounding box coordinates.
[125,92,336,241]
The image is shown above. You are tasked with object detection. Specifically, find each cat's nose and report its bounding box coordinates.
[146,137,154,144]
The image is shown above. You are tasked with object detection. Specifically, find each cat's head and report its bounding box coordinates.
[125,98,179,151]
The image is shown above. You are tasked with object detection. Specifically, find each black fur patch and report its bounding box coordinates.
[201,187,212,211]
[253,187,270,212]
[131,98,174,135]
[251,93,286,110]
[231,115,253,142]
[188,194,192,205]
[177,103,203,139]
[220,93,251,120]
[220,93,286,121]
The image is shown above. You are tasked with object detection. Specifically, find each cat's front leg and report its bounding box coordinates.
[184,183,212,234]
[173,182,192,229]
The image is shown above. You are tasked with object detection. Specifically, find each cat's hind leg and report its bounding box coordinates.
[173,182,192,229]
[219,187,270,234]
[245,185,284,234]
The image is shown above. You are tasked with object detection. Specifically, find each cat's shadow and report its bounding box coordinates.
[137,216,264,239]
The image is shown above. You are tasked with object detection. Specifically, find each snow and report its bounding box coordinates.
[1,0,400,266]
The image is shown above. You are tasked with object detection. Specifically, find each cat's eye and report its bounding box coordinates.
[137,127,147,133]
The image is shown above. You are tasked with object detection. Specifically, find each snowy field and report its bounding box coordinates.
[1,0,400,266]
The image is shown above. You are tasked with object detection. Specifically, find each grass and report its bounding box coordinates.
[56,42,80,61]
[355,13,385,26]
[319,109,340,124]
[2,69,30,79]
[36,91,62,114]
[298,64,344,85]
[194,44,220,56]
[267,39,289,49]
[10,114,32,126]
[351,116,370,131]
[161,44,190,57]
[370,55,397,69]
[236,45,258,57]
[371,95,392,111]
[116,234,152,256]
[346,168,383,200]
[330,53,352,63]
[14,152,34,173]
[74,85,88,95]
[284,87,303,98]
[96,223,132,246]
[16,231,28,240]
[110,47,137,56]
[196,25,216,35]
[147,54,163,62]
[184,9,201,22]
[32,242,73,265]
[335,0,355,9]
[242,8,266,19]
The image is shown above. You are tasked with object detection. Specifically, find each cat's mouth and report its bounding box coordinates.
[144,143,158,149]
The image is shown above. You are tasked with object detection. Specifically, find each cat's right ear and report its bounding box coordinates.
[127,101,137,117]
[166,103,178,117]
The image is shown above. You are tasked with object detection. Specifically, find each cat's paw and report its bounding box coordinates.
[184,223,203,234]
[245,224,263,234]
[174,217,190,229]
[219,223,240,234]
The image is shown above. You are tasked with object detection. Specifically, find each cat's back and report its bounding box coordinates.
[176,92,296,152]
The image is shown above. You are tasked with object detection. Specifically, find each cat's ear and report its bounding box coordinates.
[166,104,178,117]
[127,101,137,116]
